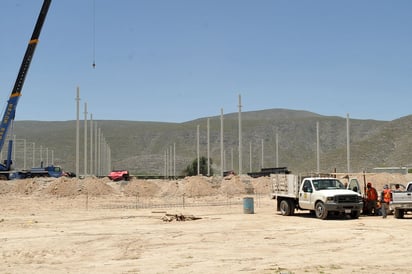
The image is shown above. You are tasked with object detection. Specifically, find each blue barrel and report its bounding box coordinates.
[243,197,254,214]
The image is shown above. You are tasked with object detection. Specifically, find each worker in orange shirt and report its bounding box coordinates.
[366,182,378,215]
[380,184,392,218]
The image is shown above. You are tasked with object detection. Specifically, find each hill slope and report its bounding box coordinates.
[9,108,412,176]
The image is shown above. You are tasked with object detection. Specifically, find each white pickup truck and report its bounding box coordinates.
[271,174,363,219]
[390,182,412,218]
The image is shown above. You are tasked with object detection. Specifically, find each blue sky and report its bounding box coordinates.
[1,0,411,122]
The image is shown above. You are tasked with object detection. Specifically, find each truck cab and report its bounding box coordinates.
[348,178,362,194]
[9,165,63,179]
[272,174,363,219]
[108,170,130,181]
[298,177,363,219]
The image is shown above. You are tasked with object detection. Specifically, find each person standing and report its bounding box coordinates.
[366,182,378,215]
[380,184,392,218]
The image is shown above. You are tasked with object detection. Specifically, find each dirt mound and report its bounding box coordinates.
[123,179,161,197]
[181,176,218,197]
[219,176,248,196]
[2,172,412,198]
[45,177,115,197]
[13,179,41,195]
[82,178,115,196]
[157,180,182,197]
[250,176,271,194]
[0,181,13,194]
[45,178,78,196]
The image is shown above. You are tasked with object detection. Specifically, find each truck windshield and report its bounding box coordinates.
[313,179,345,190]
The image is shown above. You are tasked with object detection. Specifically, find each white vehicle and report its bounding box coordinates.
[271,174,363,219]
[390,182,412,218]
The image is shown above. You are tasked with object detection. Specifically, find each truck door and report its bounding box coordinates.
[348,178,361,194]
[299,179,313,209]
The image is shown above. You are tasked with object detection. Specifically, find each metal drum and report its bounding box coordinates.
[243,197,254,214]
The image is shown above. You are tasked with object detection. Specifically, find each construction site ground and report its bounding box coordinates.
[1,173,411,273]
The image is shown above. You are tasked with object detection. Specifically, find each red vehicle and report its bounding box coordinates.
[108,170,130,181]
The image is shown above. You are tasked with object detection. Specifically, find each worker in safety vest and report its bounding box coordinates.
[366,182,378,215]
[380,184,392,218]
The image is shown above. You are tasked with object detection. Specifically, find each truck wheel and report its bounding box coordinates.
[315,202,328,220]
[279,200,291,216]
[350,210,360,219]
[395,209,404,219]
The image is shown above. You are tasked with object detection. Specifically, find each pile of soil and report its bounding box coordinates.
[220,176,248,196]
[45,176,115,197]
[0,172,410,198]
[157,180,181,197]
[250,176,272,194]
[123,179,161,197]
[0,181,12,194]
[13,179,41,195]
[180,176,219,197]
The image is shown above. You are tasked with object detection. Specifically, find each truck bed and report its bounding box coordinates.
[271,174,299,199]
[390,183,412,218]
[391,182,412,205]
[392,191,412,203]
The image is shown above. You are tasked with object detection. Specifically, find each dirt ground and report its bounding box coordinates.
[1,173,411,274]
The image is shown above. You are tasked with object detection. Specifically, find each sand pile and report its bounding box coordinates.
[219,176,248,196]
[1,178,56,195]
[81,177,115,196]
[250,176,271,194]
[0,181,13,194]
[45,176,115,197]
[123,179,161,197]
[123,176,219,198]
[0,172,410,198]
[13,179,40,195]
[157,180,181,197]
[180,176,219,197]
[119,175,262,198]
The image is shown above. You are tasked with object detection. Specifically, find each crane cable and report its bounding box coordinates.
[92,0,96,69]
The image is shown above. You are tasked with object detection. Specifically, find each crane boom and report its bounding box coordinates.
[0,0,51,172]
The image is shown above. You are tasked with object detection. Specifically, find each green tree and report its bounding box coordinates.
[183,156,213,176]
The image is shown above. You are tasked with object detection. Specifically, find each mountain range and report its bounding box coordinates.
[8,108,412,176]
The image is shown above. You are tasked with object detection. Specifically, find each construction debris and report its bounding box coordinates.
[161,213,202,222]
